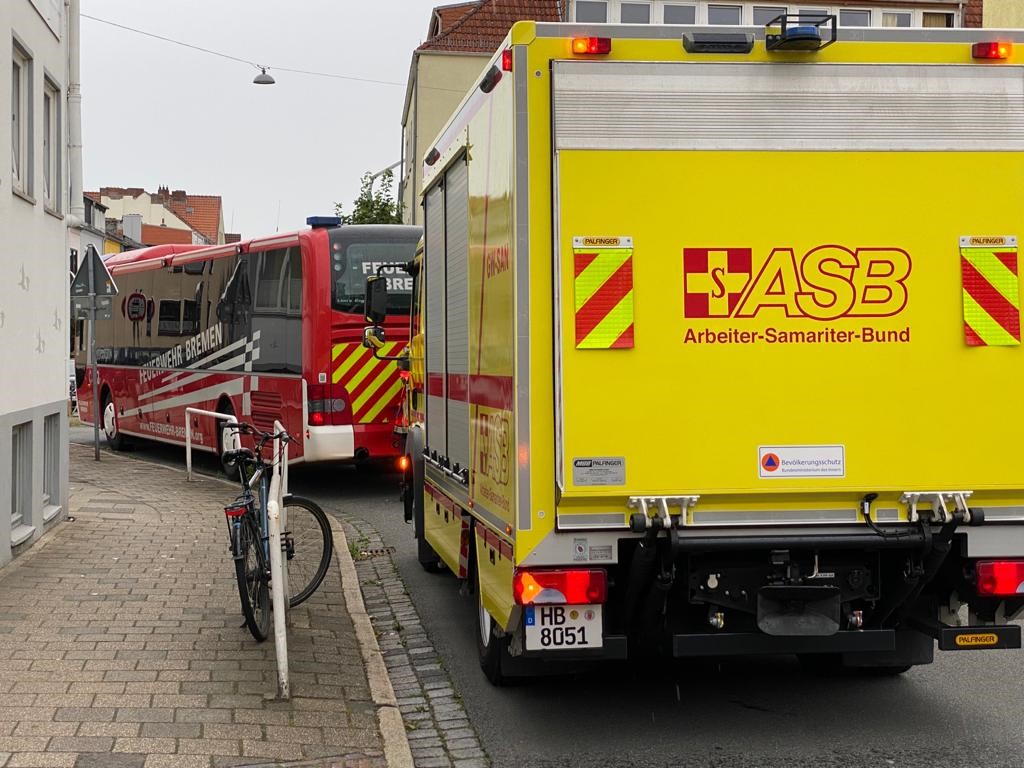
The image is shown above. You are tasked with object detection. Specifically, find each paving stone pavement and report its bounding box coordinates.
[0,444,390,768]
[343,520,489,768]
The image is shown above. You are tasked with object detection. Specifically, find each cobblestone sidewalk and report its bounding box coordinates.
[0,444,403,768]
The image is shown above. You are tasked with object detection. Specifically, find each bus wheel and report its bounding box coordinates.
[217,404,241,480]
[101,392,127,451]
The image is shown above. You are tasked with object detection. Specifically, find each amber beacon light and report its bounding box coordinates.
[972,41,1012,60]
[572,37,612,55]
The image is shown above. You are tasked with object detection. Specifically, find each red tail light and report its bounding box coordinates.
[572,37,612,55]
[501,47,513,72]
[513,568,607,605]
[976,560,1024,596]
[308,382,349,426]
[224,504,248,517]
[972,41,1012,60]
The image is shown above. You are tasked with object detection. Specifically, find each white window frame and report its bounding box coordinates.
[11,40,33,199]
[569,1,961,27]
[42,75,60,212]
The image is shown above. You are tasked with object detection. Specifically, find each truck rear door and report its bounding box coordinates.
[552,58,1024,526]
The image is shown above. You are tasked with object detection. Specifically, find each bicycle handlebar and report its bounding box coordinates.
[225,421,292,461]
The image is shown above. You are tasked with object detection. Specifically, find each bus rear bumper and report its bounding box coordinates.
[303,425,355,462]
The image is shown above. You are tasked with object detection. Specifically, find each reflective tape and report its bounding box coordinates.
[331,342,405,423]
[961,243,1020,346]
[573,239,634,349]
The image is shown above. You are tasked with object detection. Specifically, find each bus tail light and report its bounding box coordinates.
[976,560,1024,596]
[972,41,1012,60]
[309,382,349,427]
[513,568,607,605]
[572,37,612,55]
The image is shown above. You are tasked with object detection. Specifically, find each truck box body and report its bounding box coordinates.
[397,22,1024,677]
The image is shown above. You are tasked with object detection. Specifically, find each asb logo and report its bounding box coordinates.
[683,246,911,321]
[761,453,780,473]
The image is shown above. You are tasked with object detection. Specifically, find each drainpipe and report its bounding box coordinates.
[66,0,85,228]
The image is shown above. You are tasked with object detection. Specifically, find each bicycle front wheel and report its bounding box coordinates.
[234,516,270,641]
[283,495,334,607]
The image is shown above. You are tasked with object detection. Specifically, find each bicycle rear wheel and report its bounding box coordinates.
[283,495,334,607]
[234,516,270,641]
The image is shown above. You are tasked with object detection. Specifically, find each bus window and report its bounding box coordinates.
[217,257,252,343]
[250,247,302,374]
[331,241,415,315]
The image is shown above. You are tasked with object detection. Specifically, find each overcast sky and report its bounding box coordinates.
[80,0,452,239]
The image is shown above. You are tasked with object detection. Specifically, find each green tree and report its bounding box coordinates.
[335,170,402,224]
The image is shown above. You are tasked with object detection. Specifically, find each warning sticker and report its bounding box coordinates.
[572,456,625,486]
[758,445,844,479]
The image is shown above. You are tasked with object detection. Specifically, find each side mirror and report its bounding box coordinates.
[364,275,388,325]
[363,326,385,350]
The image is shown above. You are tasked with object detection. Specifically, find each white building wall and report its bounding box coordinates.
[0,0,72,566]
[100,192,193,230]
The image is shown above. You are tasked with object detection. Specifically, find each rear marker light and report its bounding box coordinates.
[513,568,607,605]
[425,148,440,166]
[976,560,1024,596]
[501,48,513,72]
[479,64,502,94]
[572,37,612,55]
[398,455,410,472]
[972,41,1012,60]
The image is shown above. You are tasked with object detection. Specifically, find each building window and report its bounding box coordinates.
[753,5,786,24]
[839,9,871,26]
[663,4,696,23]
[43,78,60,211]
[43,413,60,512]
[576,0,608,21]
[622,2,651,22]
[11,421,32,531]
[11,42,32,198]
[708,4,741,24]
[923,11,953,27]
[798,7,829,21]
[882,12,911,27]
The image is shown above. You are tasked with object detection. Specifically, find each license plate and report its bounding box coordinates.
[524,604,603,650]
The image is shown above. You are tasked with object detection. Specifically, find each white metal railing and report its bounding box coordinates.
[267,419,290,699]
[184,407,237,481]
[183,408,292,699]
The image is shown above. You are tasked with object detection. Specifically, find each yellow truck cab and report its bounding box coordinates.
[367,19,1024,684]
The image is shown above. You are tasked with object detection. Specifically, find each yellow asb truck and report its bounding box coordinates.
[365,19,1024,683]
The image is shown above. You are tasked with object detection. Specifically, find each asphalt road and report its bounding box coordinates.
[72,428,1024,768]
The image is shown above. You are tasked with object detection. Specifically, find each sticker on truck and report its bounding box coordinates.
[572,456,625,486]
[758,445,845,479]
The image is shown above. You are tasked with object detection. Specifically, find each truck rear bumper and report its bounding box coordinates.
[672,629,895,657]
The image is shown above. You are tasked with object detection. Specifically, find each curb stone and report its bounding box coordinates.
[328,515,415,768]
[341,517,491,768]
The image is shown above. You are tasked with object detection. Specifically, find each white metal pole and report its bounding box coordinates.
[88,251,99,461]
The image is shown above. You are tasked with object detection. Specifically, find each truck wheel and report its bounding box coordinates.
[410,452,443,573]
[101,391,127,451]
[476,584,510,686]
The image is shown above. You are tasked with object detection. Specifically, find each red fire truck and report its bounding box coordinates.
[77,219,420,470]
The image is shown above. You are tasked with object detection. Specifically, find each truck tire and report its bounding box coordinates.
[409,444,443,573]
[476,579,511,686]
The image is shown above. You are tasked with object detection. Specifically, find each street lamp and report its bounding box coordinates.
[253,66,275,85]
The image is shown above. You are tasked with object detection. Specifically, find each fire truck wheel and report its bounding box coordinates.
[476,587,510,685]
[101,391,127,451]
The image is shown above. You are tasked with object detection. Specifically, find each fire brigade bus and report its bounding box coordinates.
[77,219,420,470]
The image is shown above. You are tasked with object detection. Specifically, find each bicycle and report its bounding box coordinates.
[222,423,334,641]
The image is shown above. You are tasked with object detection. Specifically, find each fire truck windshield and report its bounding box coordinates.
[330,240,416,316]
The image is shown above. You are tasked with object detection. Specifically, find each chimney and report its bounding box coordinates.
[172,189,187,201]
[122,214,142,242]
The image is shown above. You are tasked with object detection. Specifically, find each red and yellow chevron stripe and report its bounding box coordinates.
[331,342,406,424]
[573,236,634,349]
[960,238,1020,347]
